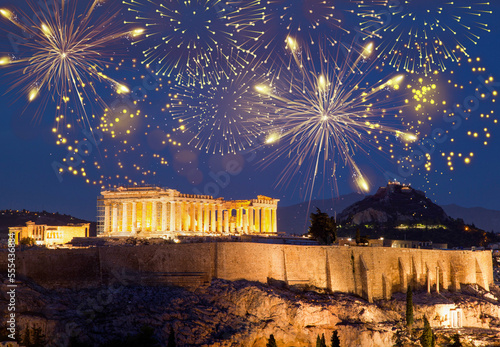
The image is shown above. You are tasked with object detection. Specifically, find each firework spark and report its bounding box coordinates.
[0,0,139,127]
[398,56,497,181]
[254,0,346,66]
[354,0,492,75]
[125,0,264,86]
[254,38,413,197]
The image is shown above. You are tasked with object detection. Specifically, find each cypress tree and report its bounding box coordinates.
[308,208,337,245]
[420,316,435,347]
[355,228,361,244]
[450,333,462,347]
[316,334,322,347]
[266,334,278,347]
[315,334,326,347]
[330,330,340,347]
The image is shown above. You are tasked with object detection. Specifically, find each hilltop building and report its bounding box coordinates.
[9,221,90,246]
[97,186,279,237]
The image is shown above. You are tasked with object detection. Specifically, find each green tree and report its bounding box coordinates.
[308,208,337,245]
[450,333,462,347]
[420,316,435,347]
[266,334,278,347]
[355,228,361,244]
[406,285,414,330]
[330,330,340,347]
[316,334,326,347]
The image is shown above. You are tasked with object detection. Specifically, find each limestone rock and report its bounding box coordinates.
[1,278,500,346]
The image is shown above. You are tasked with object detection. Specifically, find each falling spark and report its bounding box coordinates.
[254,39,410,196]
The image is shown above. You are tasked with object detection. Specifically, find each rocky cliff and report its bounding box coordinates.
[1,277,500,346]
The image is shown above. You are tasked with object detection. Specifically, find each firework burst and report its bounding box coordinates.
[125,0,264,86]
[354,0,492,75]
[0,0,138,128]
[254,37,414,197]
[169,57,271,155]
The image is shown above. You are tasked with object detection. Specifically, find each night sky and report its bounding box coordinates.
[0,0,499,221]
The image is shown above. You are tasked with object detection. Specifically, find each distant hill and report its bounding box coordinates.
[337,183,449,225]
[277,193,364,235]
[442,204,500,234]
[335,183,494,248]
[0,209,97,237]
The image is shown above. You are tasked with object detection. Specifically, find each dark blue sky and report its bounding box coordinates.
[0,0,499,221]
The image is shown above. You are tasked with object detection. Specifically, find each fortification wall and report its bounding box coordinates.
[1,243,493,301]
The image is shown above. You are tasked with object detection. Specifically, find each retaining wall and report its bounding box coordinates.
[0,243,493,301]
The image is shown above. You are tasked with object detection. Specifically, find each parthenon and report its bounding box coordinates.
[97,186,279,237]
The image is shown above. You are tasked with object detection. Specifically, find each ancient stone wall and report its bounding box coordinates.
[1,243,493,301]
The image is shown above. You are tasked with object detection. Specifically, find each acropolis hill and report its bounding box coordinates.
[1,186,499,346]
[3,186,493,302]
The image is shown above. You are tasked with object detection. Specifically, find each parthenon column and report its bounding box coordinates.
[210,205,216,232]
[181,202,186,231]
[170,201,176,231]
[223,210,229,233]
[181,202,187,231]
[131,202,137,234]
[272,208,277,233]
[248,207,254,233]
[151,201,158,232]
[162,201,168,232]
[216,207,222,233]
[261,207,267,233]
[112,204,118,233]
[243,209,248,234]
[197,203,203,232]
[121,202,128,233]
[268,208,273,233]
[189,202,195,232]
[176,202,181,231]
[179,202,184,231]
[266,208,272,233]
[235,209,240,232]
[142,201,147,232]
[104,204,110,234]
[203,204,209,232]
[255,207,260,233]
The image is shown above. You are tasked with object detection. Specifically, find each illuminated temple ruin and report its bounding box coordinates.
[97,186,279,237]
